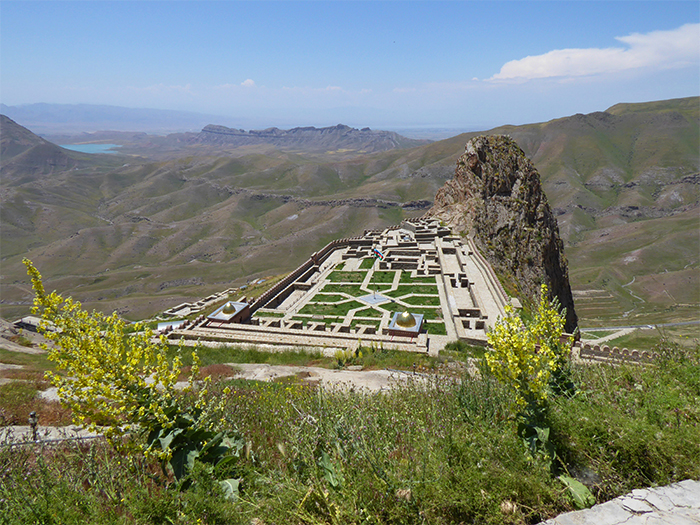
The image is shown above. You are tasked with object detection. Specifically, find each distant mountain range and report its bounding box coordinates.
[1,97,697,328]
[0,103,240,134]
[193,123,428,152]
[39,122,429,158]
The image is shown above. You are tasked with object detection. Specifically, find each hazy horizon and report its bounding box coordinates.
[1,1,698,131]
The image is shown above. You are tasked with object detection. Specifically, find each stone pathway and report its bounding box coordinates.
[539,479,700,524]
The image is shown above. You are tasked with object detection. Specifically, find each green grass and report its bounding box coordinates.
[399,307,443,320]
[603,325,699,351]
[307,293,346,303]
[442,339,486,358]
[353,343,441,370]
[550,346,700,501]
[0,347,53,371]
[168,344,334,368]
[400,273,437,284]
[401,294,442,306]
[359,258,375,269]
[252,310,285,318]
[320,284,365,297]
[299,300,364,316]
[0,382,38,424]
[425,322,447,335]
[6,346,698,524]
[386,284,439,298]
[370,270,396,284]
[2,338,699,525]
[350,319,380,330]
[353,307,384,318]
[327,270,367,283]
[289,315,343,327]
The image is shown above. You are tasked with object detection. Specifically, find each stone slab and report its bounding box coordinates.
[538,479,700,525]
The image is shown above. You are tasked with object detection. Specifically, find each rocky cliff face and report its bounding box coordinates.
[428,135,578,333]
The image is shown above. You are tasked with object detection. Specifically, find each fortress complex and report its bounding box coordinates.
[167,218,512,355]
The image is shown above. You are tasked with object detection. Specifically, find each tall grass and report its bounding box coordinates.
[2,340,698,524]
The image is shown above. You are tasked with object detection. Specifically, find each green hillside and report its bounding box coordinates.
[1,98,698,327]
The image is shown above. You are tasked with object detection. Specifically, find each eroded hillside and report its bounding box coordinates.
[1,98,698,325]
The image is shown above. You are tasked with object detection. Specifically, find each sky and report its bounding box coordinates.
[1,1,699,131]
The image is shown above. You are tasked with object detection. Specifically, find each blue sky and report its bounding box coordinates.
[1,1,698,130]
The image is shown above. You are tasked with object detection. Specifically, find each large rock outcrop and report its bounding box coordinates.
[427,135,578,333]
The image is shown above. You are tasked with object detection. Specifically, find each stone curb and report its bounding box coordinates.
[538,479,700,525]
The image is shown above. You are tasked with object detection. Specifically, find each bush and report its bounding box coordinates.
[22,258,245,489]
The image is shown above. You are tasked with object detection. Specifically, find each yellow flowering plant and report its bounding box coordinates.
[486,284,569,411]
[23,259,244,491]
[486,284,572,464]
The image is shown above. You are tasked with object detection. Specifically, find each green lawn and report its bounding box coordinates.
[290,315,343,326]
[353,307,384,318]
[308,293,346,303]
[350,319,380,329]
[400,272,437,284]
[320,284,365,297]
[401,295,442,306]
[370,270,396,284]
[425,322,447,335]
[299,300,364,316]
[327,271,367,283]
[386,284,439,298]
[401,307,443,320]
[359,258,375,269]
[252,310,285,318]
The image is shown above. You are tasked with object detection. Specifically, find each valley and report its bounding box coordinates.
[1,98,698,330]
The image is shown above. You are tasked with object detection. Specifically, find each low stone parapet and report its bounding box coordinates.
[577,342,658,364]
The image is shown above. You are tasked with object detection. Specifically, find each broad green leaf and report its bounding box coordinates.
[558,475,595,509]
[316,447,344,490]
[219,478,240,500]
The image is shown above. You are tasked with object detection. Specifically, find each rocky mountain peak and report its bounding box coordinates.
[428,135,578,332]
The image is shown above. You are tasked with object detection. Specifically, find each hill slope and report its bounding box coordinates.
[1,98,697,326]
[0,115,86,178]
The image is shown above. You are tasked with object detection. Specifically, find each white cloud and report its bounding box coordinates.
[241,79,256,87]
[490,23,700,81]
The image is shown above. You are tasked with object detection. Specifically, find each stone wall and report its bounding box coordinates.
[250,236,368,312]
[576,342,658,364]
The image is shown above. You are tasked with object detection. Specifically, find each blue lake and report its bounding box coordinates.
[60,143,122,154]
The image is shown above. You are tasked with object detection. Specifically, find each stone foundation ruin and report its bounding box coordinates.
[166,218,511,355]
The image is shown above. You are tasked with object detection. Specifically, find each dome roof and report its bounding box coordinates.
[222,302,237,315]
[396,311,416,328]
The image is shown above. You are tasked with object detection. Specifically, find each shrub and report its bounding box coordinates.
[22,259,244,489]
[485,284,570,412]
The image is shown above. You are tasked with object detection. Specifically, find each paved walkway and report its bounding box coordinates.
[539,479,700,524]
